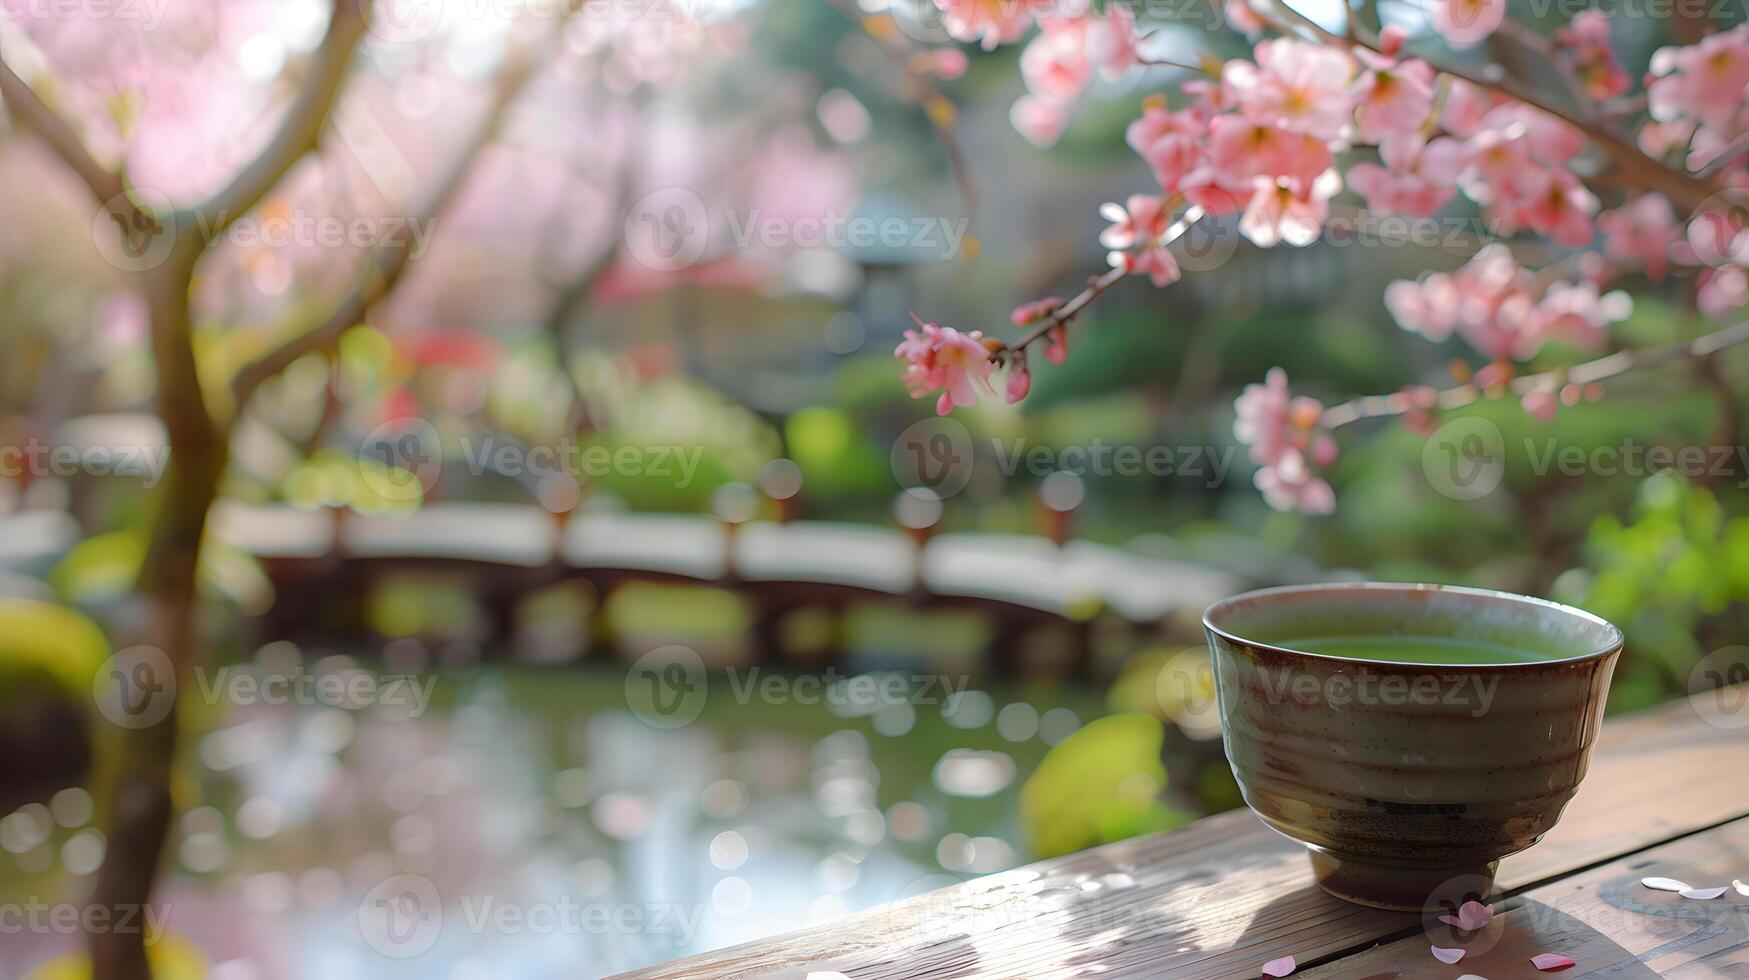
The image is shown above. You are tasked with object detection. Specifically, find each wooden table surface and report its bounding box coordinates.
[615,687,1749,980]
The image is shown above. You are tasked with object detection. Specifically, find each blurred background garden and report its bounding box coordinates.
[3,0,1749,977]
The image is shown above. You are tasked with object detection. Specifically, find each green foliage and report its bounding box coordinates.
[0,598,110,703]
[49,528,273,614]
[1019,712,1188,857]
[1558,473,1749,713]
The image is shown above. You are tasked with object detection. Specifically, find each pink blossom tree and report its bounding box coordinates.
[1,3,847,977]
[899,0,1749,513]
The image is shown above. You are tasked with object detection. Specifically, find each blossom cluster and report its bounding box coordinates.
[897,1,1749,514]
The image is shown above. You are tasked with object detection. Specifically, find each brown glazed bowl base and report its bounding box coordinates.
[1308,848,1499,912]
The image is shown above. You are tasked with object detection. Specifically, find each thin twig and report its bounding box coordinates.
[1319,318,1749,427]
[1004,205,1206,356]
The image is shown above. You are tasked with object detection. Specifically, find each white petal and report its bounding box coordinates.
[1680,886,1729,900]
[1641,876,1690,892]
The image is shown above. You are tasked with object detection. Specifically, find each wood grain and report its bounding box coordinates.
[612,688,1749,980]
[1300,817,1749,978]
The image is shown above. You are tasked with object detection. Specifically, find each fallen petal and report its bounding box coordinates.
[1457,976,1490,980]
[1735,879,1749,897]
[1456,900,1494,930]
[1431,946,1466,964]
[1680,886,1729,900]
[1641,876,1690,892]
[1261,954,1296,977]
[1531,953,1576,971]
[1437,914,1463,928]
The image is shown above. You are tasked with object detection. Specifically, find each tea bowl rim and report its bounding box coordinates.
[1203,581,1625,670]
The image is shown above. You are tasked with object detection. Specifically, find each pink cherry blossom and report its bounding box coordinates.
[1239,171,1340,247]
[1117,243,1183,286]
[1598,194,1680,279]
[1554,12,1629,100]
[1206,114,1333,185]
[1101,194,1182,286]
[1441,79,1508,137]
[1433,0,1505,47]
[1234,367,1334,466]
[1437,901,1496,932]
[1351,57,1436,143]
[1347,135,1465,217]
[1648,26,1749,132]
[896,314,998,415]
[1255,449,1337,514]
[1479,103,1586,164]
[1516,168,1598,248]
[929,49,970,80]
[1021,17,1093,103]
[937,0,1045,51]
[1385,274,1461,343]
[1011,296,1064,326]
[1006,354,1033,403]
[1043,324,1070,365]
[1127,102,1210,194]
[1084,3,1140,79]
[1224,39,1357,139]
[1011,95,1071,147]
[1225,0,1267,34]
[1529,281,1630,354]
[1100,194,1170,250]
[1699,267,1749,318]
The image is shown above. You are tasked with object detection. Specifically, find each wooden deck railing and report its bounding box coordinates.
[614,687,1749,979]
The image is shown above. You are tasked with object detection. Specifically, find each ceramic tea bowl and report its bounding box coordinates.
[1203,583,1622,911]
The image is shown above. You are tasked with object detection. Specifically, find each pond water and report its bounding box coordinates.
[0,663,1109,979]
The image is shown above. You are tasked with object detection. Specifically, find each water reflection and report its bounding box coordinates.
[1,663,1102,978]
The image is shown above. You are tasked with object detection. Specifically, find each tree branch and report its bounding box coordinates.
[1319,318,1749,427]
[1004,205,1205,356]
[186,0,368,244]
[230,39,547,409]
[0,54,140,233]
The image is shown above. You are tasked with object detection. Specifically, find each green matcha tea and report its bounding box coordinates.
[1279,634,1552,665]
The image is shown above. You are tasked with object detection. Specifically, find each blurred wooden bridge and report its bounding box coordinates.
[0,500,1244,679]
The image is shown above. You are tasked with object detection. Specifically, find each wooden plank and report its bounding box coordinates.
[612,688,1749,980]
[1301,816,1749,978]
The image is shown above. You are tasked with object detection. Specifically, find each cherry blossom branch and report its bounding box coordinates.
[1137,57,1214,75]
[1001,205,1206,357]
[1696,133,1749,178]
[231,33,549,409]
[189,1,368,244]
[0,54,137,232]
[1320,318,1749,428]
[1256,0,1718,211]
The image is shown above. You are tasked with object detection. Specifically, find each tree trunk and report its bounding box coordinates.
[89,247,227,980]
